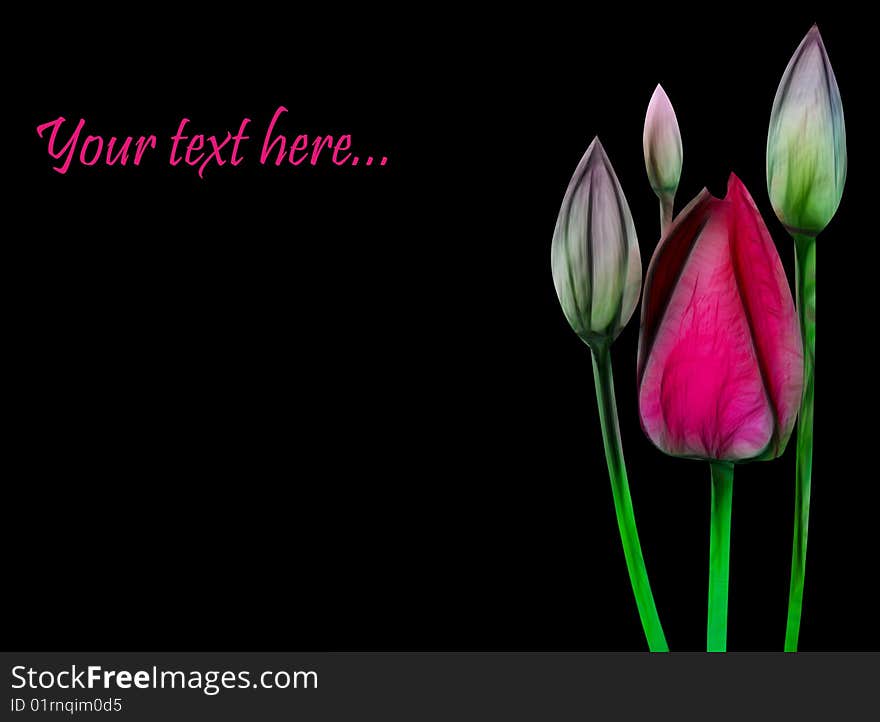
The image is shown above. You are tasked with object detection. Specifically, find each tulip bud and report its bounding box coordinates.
[643,84,683,201]
[767,24,846,235]
[638,174,803,461]
[551,138,642,346]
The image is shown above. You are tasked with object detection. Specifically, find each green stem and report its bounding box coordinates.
[591,342,668,652]
[659,194,674,235]
[708,461,734,652]
[785,233,816,652]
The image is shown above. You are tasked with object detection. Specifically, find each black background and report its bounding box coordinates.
[10,6,875,651]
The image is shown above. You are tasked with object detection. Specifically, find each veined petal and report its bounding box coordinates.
[726,174,803,457]
[638,189,715,368]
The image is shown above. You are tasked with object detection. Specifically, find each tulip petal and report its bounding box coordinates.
[726,174,803,456]
[639,189,715,362]
[589,155,631,331]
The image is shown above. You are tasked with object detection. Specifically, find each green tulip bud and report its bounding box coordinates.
[767,24,847,235]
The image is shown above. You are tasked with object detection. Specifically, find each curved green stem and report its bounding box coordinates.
[708,461,734,652]
[785,234,816,652]
[591,342,668,652]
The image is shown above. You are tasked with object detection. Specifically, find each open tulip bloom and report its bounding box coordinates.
[552,138,668,651]
[767,24,846,651]
[638,174,803,651]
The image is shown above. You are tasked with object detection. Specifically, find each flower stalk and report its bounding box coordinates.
[708,462,734,652]
[592,341,668,651]
[785,233,816,651]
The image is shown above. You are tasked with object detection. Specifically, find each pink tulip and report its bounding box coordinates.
[637,174,803,462]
